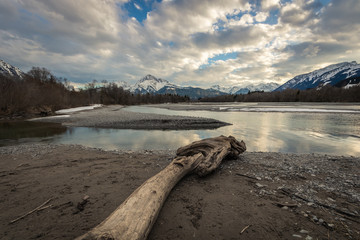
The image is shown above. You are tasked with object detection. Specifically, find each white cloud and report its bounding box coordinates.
[262,0,280,10]
[134,3,142,10]
[301,45,320,58]
[255,12,269,22]
[0,0,359,88]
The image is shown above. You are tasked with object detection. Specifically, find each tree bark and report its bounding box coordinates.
[75,135,246,240]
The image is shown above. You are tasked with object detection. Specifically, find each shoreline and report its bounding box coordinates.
[1,143,359,240]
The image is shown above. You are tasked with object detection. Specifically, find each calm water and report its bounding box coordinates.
[0,121,67,146]
[1,103,359,156]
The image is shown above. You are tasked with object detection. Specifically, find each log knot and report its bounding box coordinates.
[176,135,246,176]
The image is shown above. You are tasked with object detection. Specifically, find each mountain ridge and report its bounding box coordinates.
[0,59,24,78]
[130,74,176,94]
[275,61,360,91]
[2,59,358,99]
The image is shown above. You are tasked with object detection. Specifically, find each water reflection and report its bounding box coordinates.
[0,121,66,146]
[119,105,360,156]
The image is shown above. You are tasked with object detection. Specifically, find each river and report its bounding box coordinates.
[1,103,359,156]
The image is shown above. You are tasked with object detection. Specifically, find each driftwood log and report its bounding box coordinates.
[76,135,246,240]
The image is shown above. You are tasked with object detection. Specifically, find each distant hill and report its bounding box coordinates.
[275,61,360,91]
[0,60,24,79]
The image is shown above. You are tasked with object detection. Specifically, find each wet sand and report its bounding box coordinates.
[1,144,359,240]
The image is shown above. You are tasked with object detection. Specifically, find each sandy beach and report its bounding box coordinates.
[1,104,359,239]
[0,143,359,240]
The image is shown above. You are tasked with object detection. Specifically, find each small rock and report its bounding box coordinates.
[259,189,267,195]
[292,234,302,238]
[307,202,315,206]
[318,219,324,224]
[312,216,318,222]
[305,236,313,240]
[282,206,289,210]
[300,230,309,234]
[327,197,336,202]
[255,183,265,188]
[327,223,335,228]
[256,177,262,180]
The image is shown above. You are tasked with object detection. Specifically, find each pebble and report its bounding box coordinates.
[305,236,313,240]
[292,234,302,238]
[300,230,309,234]
[255,183,265,188]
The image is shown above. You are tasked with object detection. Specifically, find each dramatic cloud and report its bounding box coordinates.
[0,0,359,87]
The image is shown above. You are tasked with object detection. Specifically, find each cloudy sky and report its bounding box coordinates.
[0,0,359,87]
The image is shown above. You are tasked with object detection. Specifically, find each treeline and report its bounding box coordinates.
[200,85,360,102]
[0,67,188,118]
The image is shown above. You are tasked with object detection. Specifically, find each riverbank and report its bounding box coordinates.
[1,143,359,240]
[30,105,230,130]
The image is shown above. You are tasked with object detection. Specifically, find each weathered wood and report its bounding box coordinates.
[75,135,246,240]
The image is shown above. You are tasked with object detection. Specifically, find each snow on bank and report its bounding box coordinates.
[29,115,71,121]
[219,107,360,113]
[55,104,102,114]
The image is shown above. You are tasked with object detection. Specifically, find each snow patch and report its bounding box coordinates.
[29,115,71,121]
[55,104,102,114]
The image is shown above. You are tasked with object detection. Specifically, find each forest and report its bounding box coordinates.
[0,67,189,119]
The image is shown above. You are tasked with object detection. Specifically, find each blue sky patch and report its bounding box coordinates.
[122,0,161,23]
[199,52,239,69]
[263,9,279,25]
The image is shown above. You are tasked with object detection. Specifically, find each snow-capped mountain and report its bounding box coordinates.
[114,80,131,90]
[275,61,360,91]
[130,74,176,94]
[210,85,241,94]
[211,82,280,94]
[130,74,225,99]
[130,75,281,98]
[0,59,24,78]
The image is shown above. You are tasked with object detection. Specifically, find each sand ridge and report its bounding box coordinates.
[30,105,230,130]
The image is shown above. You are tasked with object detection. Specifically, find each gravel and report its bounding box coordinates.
[30,105,230,129]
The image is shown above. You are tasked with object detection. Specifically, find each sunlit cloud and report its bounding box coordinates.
[0,0,358,87]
